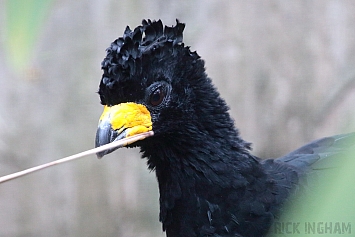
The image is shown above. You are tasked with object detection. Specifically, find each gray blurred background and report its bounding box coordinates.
[0,0,354,236]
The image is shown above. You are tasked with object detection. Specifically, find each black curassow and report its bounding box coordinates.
[95,19,355,237]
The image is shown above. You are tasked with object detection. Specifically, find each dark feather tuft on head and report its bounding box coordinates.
[99,19,186,105]
[101,19,185,78]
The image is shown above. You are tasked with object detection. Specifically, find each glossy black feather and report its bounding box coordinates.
[97,19,355,237]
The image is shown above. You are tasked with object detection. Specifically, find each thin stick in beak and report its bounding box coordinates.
[0,131,154,184]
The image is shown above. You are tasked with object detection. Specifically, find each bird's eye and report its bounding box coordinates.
[150,87,165,106]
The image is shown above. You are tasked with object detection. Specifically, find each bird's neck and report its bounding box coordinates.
[140,127,267,234]
[140,119,264,195]
[149,136,260,191]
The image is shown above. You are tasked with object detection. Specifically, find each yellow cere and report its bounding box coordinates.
[99,102,153,137]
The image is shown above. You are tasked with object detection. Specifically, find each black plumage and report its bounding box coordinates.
[95,19,355,237]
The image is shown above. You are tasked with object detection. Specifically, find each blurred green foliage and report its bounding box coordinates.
[269,148,355,236]
[5,0,52,71]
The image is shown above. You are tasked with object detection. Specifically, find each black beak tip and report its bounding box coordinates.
[95,120,117,158]
[95,136,106,159]
[95,120,128,158]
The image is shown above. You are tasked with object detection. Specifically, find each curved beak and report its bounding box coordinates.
[95,103,153,158]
